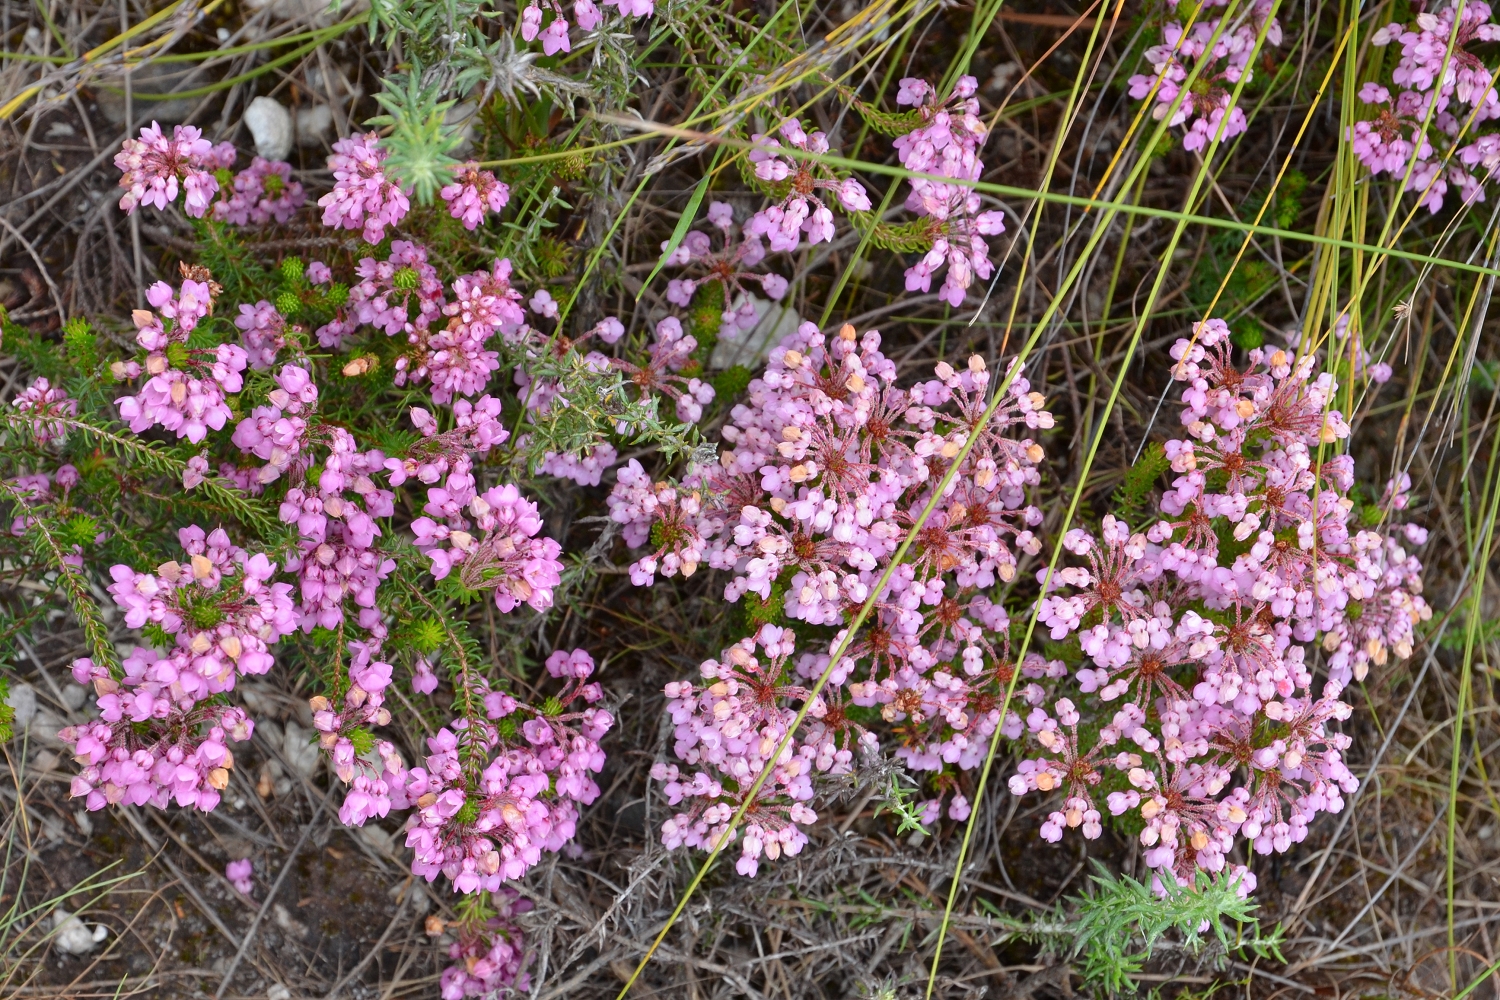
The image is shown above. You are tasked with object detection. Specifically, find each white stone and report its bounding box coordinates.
[6,683,36,730]
[267,985,292,1000]
[356,824,394,856]
[61,684,85,711]
[51,909,107,955]
[245,97,293,162]
[711,297,800,369]
[281,721,320,778]
[294,104,334,148]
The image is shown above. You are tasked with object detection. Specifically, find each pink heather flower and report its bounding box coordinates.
[58,674,254,814]
[426,259,527,403]
[225,859,254,895]
[115,341,248,444]
[745,119,870,252]
[12,377,78,445]
[540,442,618,486]
[279,428,396,632]
[183,454,210,490]
[104,525,296,687]
[440,163,510,230]
[612,326,1051,875]
[440,891,533,998]
[231,364,319,484]
[600,317,716,423]
[892,76,1007,304]
[540,14,570,54]
[135,277,215,351]
[114,122,222,217]
[662,202,789,337]
[999,323,1430,885]
[1342,4,1500,209]
[318,133,410,244]
[602,0,652,15]
[215,157,306,226]
[412,465,565,613]
[521,3,543,39]
[1349,84,1435,179]
[390,658,612,893]
[1126,12,1277,151]
[235,300,287,370]
[412,656,440,695]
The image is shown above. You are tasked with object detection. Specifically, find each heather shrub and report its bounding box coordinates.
[1,0,1480,994]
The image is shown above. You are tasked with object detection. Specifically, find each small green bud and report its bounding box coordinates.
[165,342,191,369]
[392,266,420,292]
[275,291,302,317]
[280,257,305,286]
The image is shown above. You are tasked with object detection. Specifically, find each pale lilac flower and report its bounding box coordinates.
[745,120,869,252]
[114,122,222,217]
[215,158,306,226]
[318,133,410,244]
[440,163,510,230]
[11,377,77,445]
[225,859,254,895]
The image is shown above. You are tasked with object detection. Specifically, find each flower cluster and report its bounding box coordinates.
[236,300,287,370]
[518,0,653,56]
[318,133,411,244]
[1127,0,1281,152]
[412,461,565,614]
[104,525,296,690]
[353,648,611,892]
[231,364,319,485]
[215,157,307,226]
[226,859,254,896]
[114,122,235,218]
[1352,2,1500,212]
[747,119,871,251]
[664,201,789,336]
[11,376,78,445]
[614,320,1054,873]
[59,525,293,813]
[441,162,510,230]
[279,427,397,632]
[1007,318,1429,888]
[439,890,532,999]
[115,274,249,445]
[606,316,717,423]
[59,672,255,813]
[893,76,1007,306]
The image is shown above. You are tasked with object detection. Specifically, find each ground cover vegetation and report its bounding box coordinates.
[0,0,1497,996]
